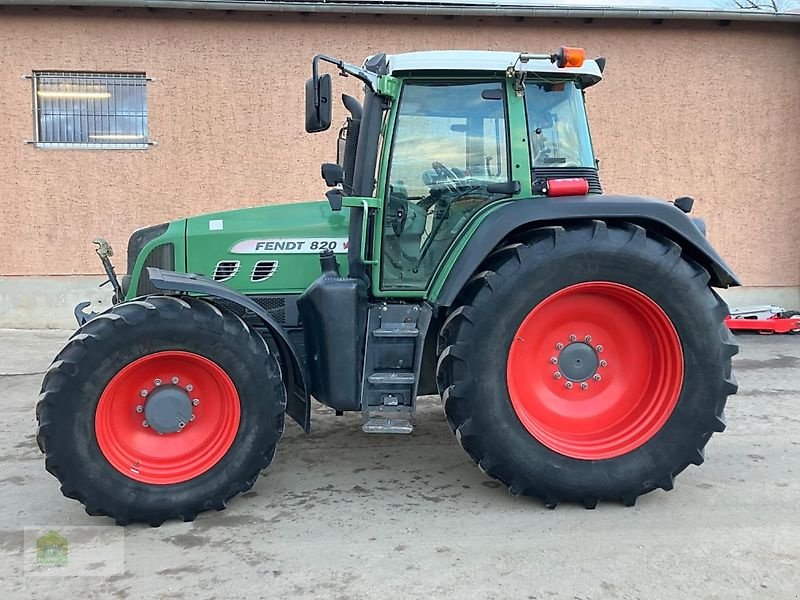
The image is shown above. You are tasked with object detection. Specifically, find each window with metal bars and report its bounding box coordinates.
[32,71,149,149]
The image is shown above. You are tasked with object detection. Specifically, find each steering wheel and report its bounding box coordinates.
[431,161,461,194]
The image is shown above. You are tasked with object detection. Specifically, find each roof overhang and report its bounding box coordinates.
[387,51,603,87]
[2,0,799,23]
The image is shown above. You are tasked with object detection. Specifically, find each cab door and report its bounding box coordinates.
[376,79,513,293]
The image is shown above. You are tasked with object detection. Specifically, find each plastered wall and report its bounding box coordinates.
[1,8,798,287]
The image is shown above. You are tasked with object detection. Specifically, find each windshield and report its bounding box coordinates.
[525,80,595,168]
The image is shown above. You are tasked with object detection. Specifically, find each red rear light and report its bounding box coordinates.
[546,178,589,197]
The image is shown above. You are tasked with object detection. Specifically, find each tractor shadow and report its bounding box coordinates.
[240,396,667,517]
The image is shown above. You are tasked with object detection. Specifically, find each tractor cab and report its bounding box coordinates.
[304,49,604,292]
[296,48,608,431]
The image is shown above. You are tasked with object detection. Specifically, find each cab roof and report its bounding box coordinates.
[385,50,603,87]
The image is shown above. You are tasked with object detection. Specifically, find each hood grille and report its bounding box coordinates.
[251,260,279,282]
[213,260,240,282]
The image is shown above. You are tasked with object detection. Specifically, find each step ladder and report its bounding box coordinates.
[360,303,432,434]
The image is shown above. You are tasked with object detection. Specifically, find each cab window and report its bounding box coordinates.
[381,81,509,290]
[525,80,594,168]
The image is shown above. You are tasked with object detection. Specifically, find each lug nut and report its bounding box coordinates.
[139,389,148,398]
[596,345,604,353]
[584,335,592,343]
[192,399,200,406]
[569,334,577,342]
[190,414,196,422]
[550,357,558,364]
[599,360,607,367]
[178,421,185,430]
[555,342,564,350]
[580,382,589,390]
[142,420,149,428]
[185,384,193,392]
[135,405,143,413]
[565,381,573,389]
[154,378,162,386]
[593,374,602,382]
[171,376,179,385]
[553,372,562,380]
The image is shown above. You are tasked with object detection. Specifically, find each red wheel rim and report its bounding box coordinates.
[95,351,240,484]
[506,282,683,460]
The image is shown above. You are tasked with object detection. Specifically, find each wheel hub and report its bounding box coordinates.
[557,342,598,382]
[144,384,193,433]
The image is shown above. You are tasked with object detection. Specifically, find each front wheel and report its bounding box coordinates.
[37,296,286,525]
[437,221,738,508]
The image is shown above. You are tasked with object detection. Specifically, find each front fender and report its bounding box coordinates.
[146,267,310,432]
[431,195,740,308]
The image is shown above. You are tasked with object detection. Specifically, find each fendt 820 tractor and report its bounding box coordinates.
[37,48,739,525]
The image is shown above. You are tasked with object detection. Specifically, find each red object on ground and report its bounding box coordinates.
[546,178,589,197]
[506,281,684,460]
[724,316,800,334]
[95,351,241,484]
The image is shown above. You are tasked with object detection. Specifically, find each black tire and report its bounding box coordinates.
[437,220,738,508]
[36,296,286,525]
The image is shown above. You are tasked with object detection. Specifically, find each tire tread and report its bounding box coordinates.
[37,295,284,526]
[437,220,737,508]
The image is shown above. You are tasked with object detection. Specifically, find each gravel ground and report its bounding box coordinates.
[0,329,798,599]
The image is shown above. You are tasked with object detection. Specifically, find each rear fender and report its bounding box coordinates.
[146,267,310,432]
[432,195,740,308]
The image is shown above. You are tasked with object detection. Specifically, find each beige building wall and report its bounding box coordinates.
[0,9,798,297]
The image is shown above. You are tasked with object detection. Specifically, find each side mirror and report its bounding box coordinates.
[305,73,332,133]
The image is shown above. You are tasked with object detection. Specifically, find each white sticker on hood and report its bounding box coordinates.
[231,238,349,254]
[209,219,224,231]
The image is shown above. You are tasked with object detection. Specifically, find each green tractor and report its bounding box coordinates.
[37,47,739,525]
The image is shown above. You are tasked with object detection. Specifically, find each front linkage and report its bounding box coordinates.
[74,238,125,325]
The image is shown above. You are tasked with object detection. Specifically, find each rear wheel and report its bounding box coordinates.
[437,221,738,507]
[37,296,285,525]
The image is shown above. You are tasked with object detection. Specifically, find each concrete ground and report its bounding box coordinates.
[0,329,798,599]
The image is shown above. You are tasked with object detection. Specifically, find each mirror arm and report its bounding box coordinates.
[312,54,380,101]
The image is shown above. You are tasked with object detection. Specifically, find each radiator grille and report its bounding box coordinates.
[135,243,174,296]
[213,296,287,325]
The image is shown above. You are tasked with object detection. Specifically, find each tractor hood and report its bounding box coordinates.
[184,200,349,295]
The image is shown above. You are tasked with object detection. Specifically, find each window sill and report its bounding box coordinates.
[32,142,151,151]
